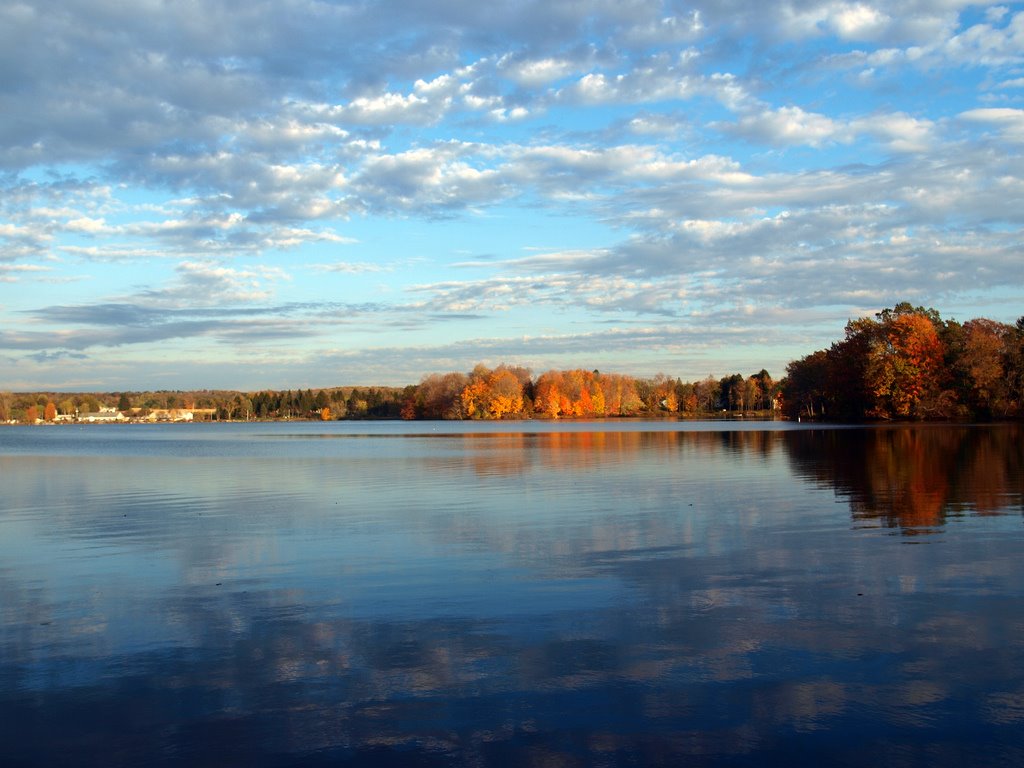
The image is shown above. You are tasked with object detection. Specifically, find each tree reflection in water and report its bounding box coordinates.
[2,423,1024,766]
[784,424,1024,532]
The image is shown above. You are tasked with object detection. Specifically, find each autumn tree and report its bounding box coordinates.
[532,369,622,418]
[556,369,597,416]
[601,373,641,416]
[866,312,948,418]
[649,374,679,413]
[460,364,526,419]
[783,303,959,421]
[561,369,586,416]
[329,392,349,418]
[747,369,780,412]
[44,401,57,422]
[346,389,368,416]
[677,380,699,414]
[534,370,567,418]
[1005,318,1024,416]
[742,376,760,414]
[418,372,470,419]
[486,367,526,419]
[694,376,721,413]
[236,394,253,420]
[956,318,1012,418]
[824,317,876,419]
[719,373,745,412]
[782,350,831,419]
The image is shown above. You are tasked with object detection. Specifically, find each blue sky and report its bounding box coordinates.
[2,1,1023,391]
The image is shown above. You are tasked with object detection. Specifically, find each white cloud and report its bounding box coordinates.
[943,9,1024,67]
[313,261,389,274]
[555,59,711,106]
[503,57,578,85]
[622,11,705,45]
[352,145,507,213]
[64,217,112,234]
[719,106,846,147]
[831,3,891,40]
[0,263,51,283]
[133,260,291,308]
[342,76,457,126]
[853,112,936,152]
[3,0,1024,387]
[960,107,1024,141]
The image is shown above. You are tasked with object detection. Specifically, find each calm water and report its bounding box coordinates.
[1,421,1023,766]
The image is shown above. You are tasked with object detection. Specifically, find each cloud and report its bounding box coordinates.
[501,56,580,86]
[960,107,1024,141]
[943,8,1024,67]
[350,145,508,214]
[551,54,752,109]
[339,75,462,126]
[134,261,290,307]
[9,300,376,352]
[308,323,815,384]
[770,2,895,42]
[717,106,847,148]
[24,349,89,363]
[831,3,891,40]
[313,261,390,274]
[0,262,51,278]
[2,1,1024,388]
[853,112,936,152]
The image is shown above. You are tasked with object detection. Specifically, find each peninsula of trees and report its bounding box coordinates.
[783,303,1024,421]
[4,304,1023,424]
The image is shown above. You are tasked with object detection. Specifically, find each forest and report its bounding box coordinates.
[782,303,1024,421]
[3,304,1023,424]
[1,369,778,424]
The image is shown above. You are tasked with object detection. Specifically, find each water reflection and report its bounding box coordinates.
[1,424,1023,766]
[784,425,1024,532]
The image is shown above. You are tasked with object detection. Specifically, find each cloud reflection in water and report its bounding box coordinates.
[1,423,1023,765]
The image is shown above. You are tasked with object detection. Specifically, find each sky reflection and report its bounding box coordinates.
[1,423,1023,766]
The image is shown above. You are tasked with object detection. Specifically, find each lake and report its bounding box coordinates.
[1,421,1023,766]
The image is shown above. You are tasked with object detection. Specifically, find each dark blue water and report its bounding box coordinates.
[1,422,1022,766]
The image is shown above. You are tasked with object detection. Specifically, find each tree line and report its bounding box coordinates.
[781,303,1024,421]
[407,365,778,420]
[0,386,410,423]
[5,303,1023,424]
[1,370,780,424]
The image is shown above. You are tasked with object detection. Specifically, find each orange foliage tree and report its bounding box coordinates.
[533,369,640,418]
[600,373,642,416]
[417,372,470,419]
[957,318,1012,416]
[460,365,526,419]
[781,302,1020,421]
[866,312,947,418]
[649,374,679,412]
[533,370,564,418]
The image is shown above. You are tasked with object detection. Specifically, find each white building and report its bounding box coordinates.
[80,407,127,423]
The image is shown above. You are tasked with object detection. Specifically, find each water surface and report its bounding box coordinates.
[1,421,1022,766]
